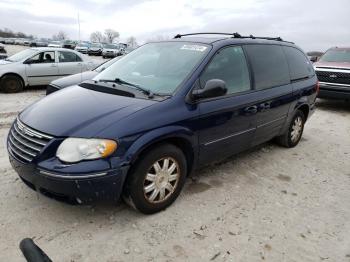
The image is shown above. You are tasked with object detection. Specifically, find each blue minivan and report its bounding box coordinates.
[7,33,318,214]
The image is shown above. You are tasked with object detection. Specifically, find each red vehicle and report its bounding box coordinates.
[314,47,350,100]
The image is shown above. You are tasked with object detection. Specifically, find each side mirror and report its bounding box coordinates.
[23,59,33,64]
[192,79,227,100]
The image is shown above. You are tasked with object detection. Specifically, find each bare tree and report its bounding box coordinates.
[90,31,104,43]
[126,36,138,48]
[104,29,119,43]
[52,31,68,40]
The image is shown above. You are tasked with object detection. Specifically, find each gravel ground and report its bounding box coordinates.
[0,46,350,261]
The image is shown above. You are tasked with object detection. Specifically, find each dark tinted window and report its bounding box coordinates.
[58,51,82,62]
[200,46,251,95]
[283,46,314,80]
[245,45,290,90]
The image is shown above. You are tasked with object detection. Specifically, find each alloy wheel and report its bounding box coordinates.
[143,157,180,203]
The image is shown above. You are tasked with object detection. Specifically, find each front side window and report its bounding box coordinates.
[94,42,210,95]
[58,51,82,62]
[29,51,55,64]
[245,45,290,90]
[200,46,251,95]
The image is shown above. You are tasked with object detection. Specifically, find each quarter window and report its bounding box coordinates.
[283,46,314,80]
[200,46,251,95]
[244,45,290,90]
[58,51,82,62]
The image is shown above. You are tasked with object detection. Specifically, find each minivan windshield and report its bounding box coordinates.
[94,42,210,95]
[94,57,119,72]
[6,49,38,62]
[320,49,350,63]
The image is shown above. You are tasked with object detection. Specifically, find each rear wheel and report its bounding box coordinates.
[0,75,24,93]
[123,144,187,214]
[276,110,305,148]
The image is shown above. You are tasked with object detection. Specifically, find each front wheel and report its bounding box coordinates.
[0,75,24,93]
[123,144,187,214]
[276,110,305,148]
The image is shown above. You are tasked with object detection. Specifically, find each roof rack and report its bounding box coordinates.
[173,32,294,44]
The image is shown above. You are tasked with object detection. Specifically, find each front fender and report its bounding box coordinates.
[122,125,196,165]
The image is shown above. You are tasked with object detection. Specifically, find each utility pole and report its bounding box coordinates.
[77,12,81,43]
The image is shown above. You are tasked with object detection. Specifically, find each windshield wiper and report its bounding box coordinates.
[98,78,154,98]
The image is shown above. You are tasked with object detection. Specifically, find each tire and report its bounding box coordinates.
[0,74,24,93]
[276,110,305,148]
[123,144,187,214]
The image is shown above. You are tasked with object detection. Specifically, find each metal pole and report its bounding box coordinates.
[78,12,81,43]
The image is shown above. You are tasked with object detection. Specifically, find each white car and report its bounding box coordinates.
[75,43,89,54]
[0,47,99,93]
[102,44,120,58]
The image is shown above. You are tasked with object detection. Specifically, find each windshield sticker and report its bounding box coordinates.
[181,45,207,52]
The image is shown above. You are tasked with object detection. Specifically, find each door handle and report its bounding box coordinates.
[77,63,82,66]
[244,105,258,115]
[50,64,57,67]
[259,102,271,110]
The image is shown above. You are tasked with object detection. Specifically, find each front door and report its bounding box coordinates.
[196,46,257,165]
[25,51,58,86]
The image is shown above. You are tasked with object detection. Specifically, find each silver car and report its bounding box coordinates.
[102,44,120,58]
[0,47,99,93]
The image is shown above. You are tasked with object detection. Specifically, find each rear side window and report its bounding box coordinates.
[200,46,251,95]
[245,45,290,90]
[283,46,314,80]
[58,51,82,62]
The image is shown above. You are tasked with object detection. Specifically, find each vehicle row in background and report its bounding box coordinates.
[0,43,7,60]
[307,51,324,63]
[0,47,100,93]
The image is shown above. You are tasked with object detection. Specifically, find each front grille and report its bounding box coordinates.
[316,70,350,85]
[8,118,53,163]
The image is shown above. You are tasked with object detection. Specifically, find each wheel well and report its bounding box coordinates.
[131,137,195,176]
[1,73,25,87]
[298,104,309,120]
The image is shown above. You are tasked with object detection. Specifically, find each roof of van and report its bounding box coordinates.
[167,33,295,47]
[171,37,294,46]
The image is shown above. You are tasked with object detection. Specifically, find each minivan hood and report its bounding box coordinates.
[314,61,350,70]
[19,85,156,137]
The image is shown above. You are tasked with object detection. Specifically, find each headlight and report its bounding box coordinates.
[56,138,117,163]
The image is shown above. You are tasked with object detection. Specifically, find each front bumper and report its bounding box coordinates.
[76,49,88,54]
[103,52,117,57]
[88,50,102,55]
[8,152,129,204]
[318,82,350,100]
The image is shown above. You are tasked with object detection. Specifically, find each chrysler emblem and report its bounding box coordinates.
[329,74,337,78]
[21,126,33,137]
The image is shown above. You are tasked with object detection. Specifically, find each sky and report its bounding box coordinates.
[0,0,349,51]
